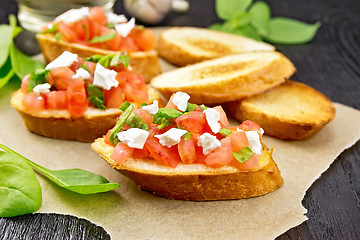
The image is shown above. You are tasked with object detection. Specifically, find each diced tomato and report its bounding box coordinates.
[175,110,206,133]
[165,94,180,110]
[239,120,261,132]
[66,78,88,116]
[132,147,150,159]
[213,105,229,127]
[51,67,74,90]
[193,145,206,164]
[106,32,122,51]
[71,18,90,42]
[115,71,128,85]
[69,57,84,72]
[83,61,97,76]
[58,22,78,42]
[145,135,181,168]
[229,153,260,170]
[129,27,156,51]
[133,108,153,126]
[104,130,114,147]
[21,74,30,93]
[22,92,46,111]
[89,7,107,26]
[44,91,68,109]
[119,37,139,52]
[88,19,103,39]
[127,71,146,90]
[123,83,149,104]
[204,137,233,168]
[229,131,249,152]
[111,142,134,164]
[103,87,125,109]
[178,138,197,164]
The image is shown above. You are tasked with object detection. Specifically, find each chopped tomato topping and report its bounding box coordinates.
[178,138,197,164]
[45,91,68,110]
[51,67,74,90]
[21,74,30,93]
[111,142,134,164]
[22,92,46,111]
[213,105,229,128]
[229,153,260,170]
[66,78,87,116]
[89,6,108,26]
[133,108,153,126]
[132,147,150,159]
[204,137,233,168]
[229,131,249,152]
[103,87,125,109]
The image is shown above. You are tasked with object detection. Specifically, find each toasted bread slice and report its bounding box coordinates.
[151,51,295,104]
[227,80,336,140]
[156,27,275,66]
[92,138,283,201]
[11,88,163,142]
[36,33,161,82]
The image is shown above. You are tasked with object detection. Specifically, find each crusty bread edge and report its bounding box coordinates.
[91,137,284,201]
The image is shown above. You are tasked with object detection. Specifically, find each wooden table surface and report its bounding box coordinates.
[1,0,360,239]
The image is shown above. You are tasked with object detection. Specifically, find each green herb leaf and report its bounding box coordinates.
[157,108,183,119]
[265,17,321,44]
[0,25,14,67]
[41,23,59,34]
[119,54,130,68]
[125,112,149,130]
[89,31,116,43]
[98,54,113,68]
[216,0,252,20]
[219,128,232,137]
[153,115,174,129]
[109,102,134,145]
[106,22,116,29]
[54,32,61,41]
[110,52,121,67]
[182,131,191,141]
[10,44,44,79]
[233,147,253,163]
[248,1,271,36]
[0,57,16,89]
[84,54,103,63]
[0,144,120,195]
[186,102,199,112]
[0,151,42,217]
[27,69,50,92]
[232,24,262,41]
[88,96,106,109]
[87,83,106,109]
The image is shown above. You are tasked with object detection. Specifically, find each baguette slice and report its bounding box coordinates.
[156,27,275,66]
[151,51,296,104]
[36,33,161,82]
[92,138,284,201]
[11,88,163,142]
[227,80,336,140]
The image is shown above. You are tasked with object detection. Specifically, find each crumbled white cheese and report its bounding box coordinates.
[204,108,221,134]
[93,63,118,90]
[142,100,159,114]
[32,83,51,94]
[117,128,149,149]
[115,17,135,37]
[244,131,262,155]
[72,68,91,79]
[172,91,190,112]
[45,51,78,70]
[54,7,90,24]
[155,128,188,147]
[198,133,221,155]
[107,13,127,24]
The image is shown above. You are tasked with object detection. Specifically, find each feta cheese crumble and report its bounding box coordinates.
[245,131,262,155]
[117,128,149,149]
[115,17,135,37]
[33,83,51,94]
[93,63,118,90]
[155,128,188,147]
[198,133,221,155]
[142,100,159,114]
[72,68,90,79]
[107,13,127,24]
[54,7,90,24]
[172,91,190,112]
[45,51,78,70]
[204,108,221,133]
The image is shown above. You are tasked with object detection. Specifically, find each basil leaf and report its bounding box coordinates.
[233,147,253,163]
[110,52,121,67]
[233,25,262,41]
[87,83,106,109]
[0,25,14,67]
[89,31,116,43]
[182,131,191,141]
[10,44,44,79]
[186,102,199,112]
[249,1,271,36]
[120,101,131,111]
[219,128,232,137]
[54,32,61,41]
[0,57,15,89]
[125,112,149,130]
[119,54,130,68]
[0,144,120,195]
[153,115,174,129]
[200,104,208,111]
[98,54,113,68]
[106,23,115,29]
[41,23,59,34]
[265,17,321,44]
[88,96,106,109]
[27,69,50,92]
[109,103,134,145]
[216,0,252,20]
[157,108,183,119]
[0,151,42,217]
[84,54,103,63]
[82,24,90,41]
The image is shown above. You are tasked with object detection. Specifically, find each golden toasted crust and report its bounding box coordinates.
[36,33,161,82]
[91,138,284,201]
[156,27,275,66]
[11,88,163,142]
[227,80,336,140]
[151,51,296,104]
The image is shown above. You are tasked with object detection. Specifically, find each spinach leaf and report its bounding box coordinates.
[27,69,50,92]
[265,17,321,44]
[233,147,253,163]
[216,0,252,20]
[87,83,106,109]
[10,44,44,79]
[156,108,183,119]
[0,144,120,195]
[89,31,116,43]
[0,25,14,67]
[248,1,271,36]
[0,57,15,89]
[0,151,42,217]
[219,128,232,137]
[109,102,134,145]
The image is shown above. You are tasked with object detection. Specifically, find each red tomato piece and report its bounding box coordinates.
[175,110,206,133]
[21,74,30,93]
[44,91,68,110]
[89,6,108,26]
[119,37,139,52]
[69,57,84,72]
[133,108,153,126]
[132,147,150,159]
[123,83,149,104]
[22,92,46,111]
[127,71,146,90]
[213,105,229,128]
[178,138,197,164]
[204,137,233,168]
[103,87,125,109]
[51,67,74,90]
[83,61,97,76]
[229,153,260,170]
[111,142,134,164]
[71,18,90,42]
[229,131,249,152]
[104,130,114,147]
[115,71,128,85]
[129,28,156,51]
[239,120,261,132]
[165,94,180,110]
[58,22,78,42]
[66,78,88,116]
[145,135,181,168]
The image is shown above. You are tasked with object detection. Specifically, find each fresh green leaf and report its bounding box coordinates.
[216,0,252,20]
[248,1,271,36]
[0,144,120,195]
[0,57,15,89]
[125,112,149,130]
[153,115,174,129]
[41,23,59,34]
[233,147,253,163]
[231,11,252,27]
[89,31,116,43]
[10,44,44,79]
[119,101,131,111]
[54,32,61,41]
[200,104,208,111]
[0,151,42,217]
[157,108,183,119]
[82,24,90,41]
[0,25,14,67]
[186,102,199,112]
[119,54,130,68]
[84,54,103,63]
[232,25,262,41]
[106,22,116,29]
[87,83,106,109]
[219,128,232,137]
[110,52,121,67]
[27,69,50,92]
[88,96,106,109]
[265,17,321,44]
[98,54,113,68]
[109,103,134,145]
[182,131,191,141]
